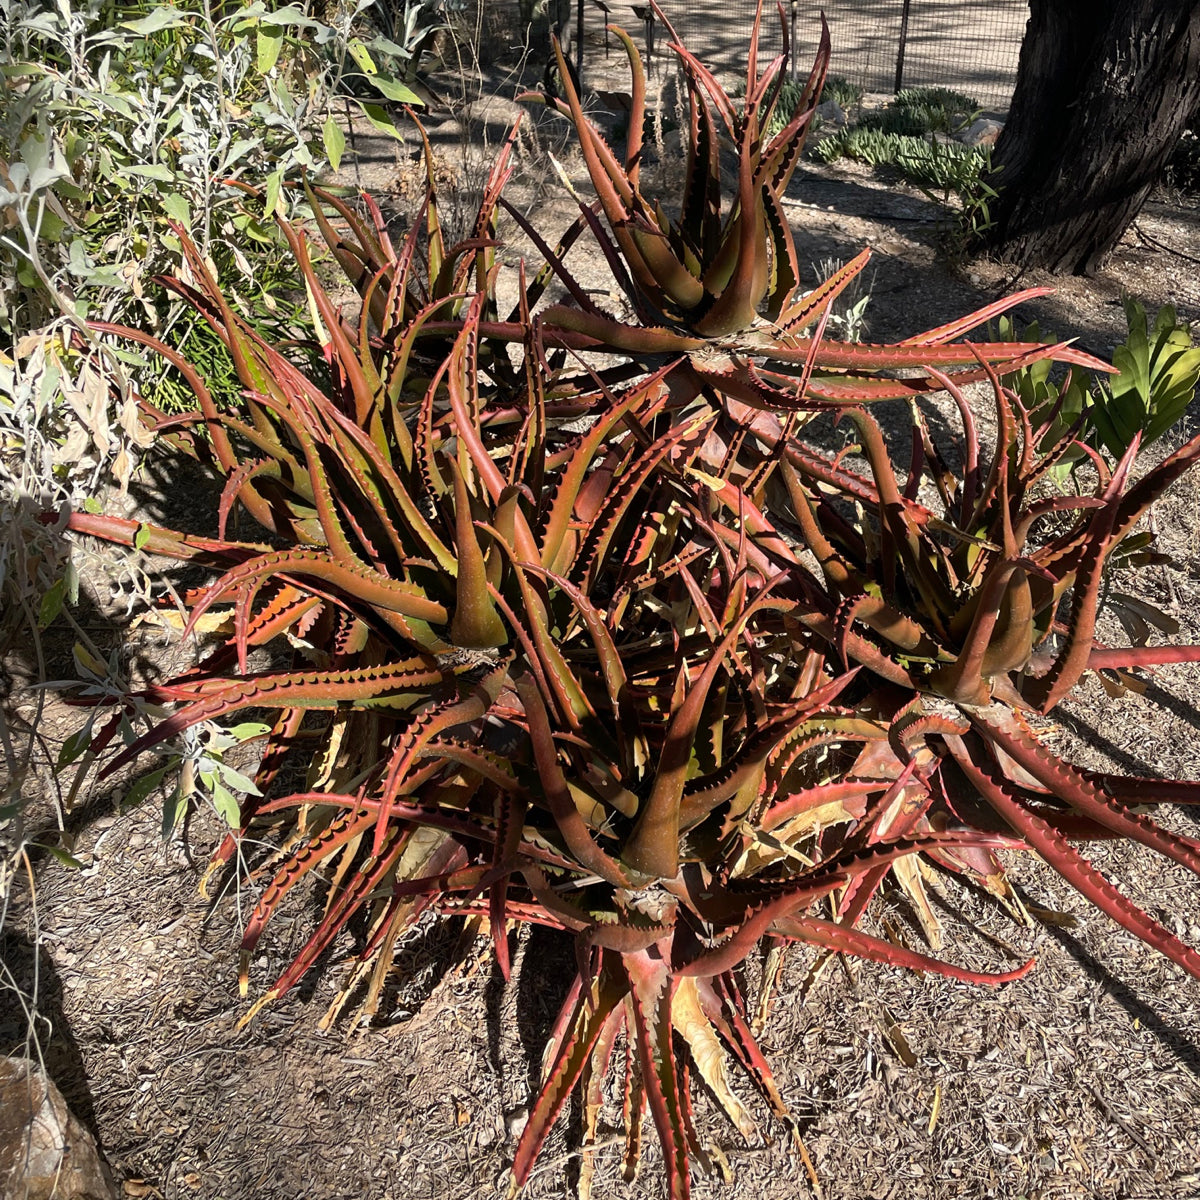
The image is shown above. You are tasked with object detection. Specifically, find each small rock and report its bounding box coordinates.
[960,117,1003,148]
[504,1106,529,1139]
[0,1056,116,1199]
[814,98,846,128]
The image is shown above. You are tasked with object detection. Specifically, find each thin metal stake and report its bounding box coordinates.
[576,0,585,92]
[790,0,798,83]
[894,0,912,93]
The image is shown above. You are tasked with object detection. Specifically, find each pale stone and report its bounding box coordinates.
[0,1057,115,1200]
[960,117,1003,148]
[814,98,847,128]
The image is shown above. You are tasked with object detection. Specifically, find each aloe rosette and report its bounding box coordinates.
[55,3,1200,1198]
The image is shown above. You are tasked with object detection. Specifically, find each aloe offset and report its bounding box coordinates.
[59,4,1200,1198]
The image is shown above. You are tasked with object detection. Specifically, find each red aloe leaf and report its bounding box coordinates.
[761,778,881,832]
[759,13,830,195]
[540,305,705,355]
[624,582,790,878]
[609,25,648,186]
[420,737,524,795]
[579,1002,627,1200]
[497,197,603,316]
[519,562,628,713]
[677,54,722,264]
[448,461,508,649]
[103,659,443,778]
[261,837,466,1011]
[1082,773,1200,806]
[969,706,1200,878]
[772,915,1037,985]
[305,383,457,575]
[1027,438,1139,710]
[509,966,628,1196]
[445,301,509,503]
[539,375,665,575]
[898,288,1055,346]
[489,790,528,981]
[1111,429,1200,548]
[696,974,790,1119]
[1084,644,1200,670]
[240,805,377,959]
[577,412,714,591]
[65,510,267,565]
[621,1007,648,1181]
[515,676,631,888]
[372,661,510,854]
[621,948,690,1200]
[946,733,1200,980]
[485,539,599,733]
[547,37,700,313]
[182,549,448,643]
[256,791,577,872]
[678,671,859,828]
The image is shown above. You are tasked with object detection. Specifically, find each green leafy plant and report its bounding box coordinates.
[0,0,425,338]
[821,73,862,110]
[55,4,1200,1199]
[811,84,988,225]
[889,85,978,132]
[999,299,1200,466]
[814,125,987,192]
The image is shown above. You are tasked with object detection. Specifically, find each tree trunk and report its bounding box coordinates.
[981,0,1200,275]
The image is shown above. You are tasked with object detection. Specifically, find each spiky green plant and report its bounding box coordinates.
[59,4,1200,1198]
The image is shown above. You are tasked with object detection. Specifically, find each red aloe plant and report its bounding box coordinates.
[55,4,1200,1198]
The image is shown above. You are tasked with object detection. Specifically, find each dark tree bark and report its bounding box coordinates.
[981,0,1200,275]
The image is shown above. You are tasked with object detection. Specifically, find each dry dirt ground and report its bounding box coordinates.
[4,16,1200,1200]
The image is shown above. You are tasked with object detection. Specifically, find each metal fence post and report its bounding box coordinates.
[790,0,798,81]
[894,0,912,93]
[576,0,585,91]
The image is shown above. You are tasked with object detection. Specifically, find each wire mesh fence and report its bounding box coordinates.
[570,1,1028,110]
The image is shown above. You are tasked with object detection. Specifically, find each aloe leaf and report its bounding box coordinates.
[621,948,690,1200]
[969,707,1200,879]
[623,582,789,878]
[772,915,1035,985]
[516,677,630,888]
[609,26,648,186]
[448,460,508,649]
[946,734,1200,980]
[778,249,872,335]
[239,805,377,962]
[508,968,627,1198]
[1026,438,1137,710]
[103,659,443,778]
[254,836,466,1015]
[65,511,269,565]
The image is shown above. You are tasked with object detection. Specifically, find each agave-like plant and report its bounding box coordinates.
[526,1,1104,413]
[59,4,1200,1199]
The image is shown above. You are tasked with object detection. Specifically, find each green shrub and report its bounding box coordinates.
[998,299,1200,466]
[823,73,863,109]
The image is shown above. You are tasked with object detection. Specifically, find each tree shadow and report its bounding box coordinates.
[0,926,107,1144]
[1010,882,1200,1080]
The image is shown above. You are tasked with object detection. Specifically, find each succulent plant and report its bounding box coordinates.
[61,4,1200,1198]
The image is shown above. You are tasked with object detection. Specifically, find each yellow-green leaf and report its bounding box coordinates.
[322,115,346,172]
[257,24,284,74]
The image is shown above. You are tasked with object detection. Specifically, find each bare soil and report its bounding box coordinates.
[4,25,1200,1200]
